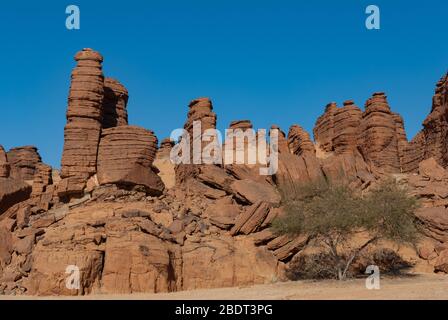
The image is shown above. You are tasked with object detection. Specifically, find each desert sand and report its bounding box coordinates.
[2,274,448,300]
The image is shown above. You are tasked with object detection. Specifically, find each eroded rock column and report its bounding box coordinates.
[102,78,129,129]
[59,48,104,198]
[0,145,10,178]
[359,93,401,172]
[287,125,315,156]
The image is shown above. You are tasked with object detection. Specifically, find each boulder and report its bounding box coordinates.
[181,235,280,290]
[97,126,164,195]
[415,207,448,242]
[230,201,271,235]
[230,179,280,205]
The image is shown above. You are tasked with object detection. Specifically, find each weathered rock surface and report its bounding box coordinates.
[287,125,315,156]
[30,164,54,212]
[59,48,105,197]
[332,100,362,154]
[0,178,32,215]
[6,146,41,181]
[402,74,448,172]
[3,48,448,296]
[102,78,129,129]
[359,93,401,173]
[0,146,10,178]
[153,138,176,189]
[97,126,164,195]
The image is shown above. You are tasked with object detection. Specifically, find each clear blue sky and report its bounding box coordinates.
[0,0,447,167]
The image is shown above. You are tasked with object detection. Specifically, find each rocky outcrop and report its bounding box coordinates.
[314,102,337,153]
[0,147,33,215]
[287,125,315,156]
[7,146,41,182]
[421,74,448,167]
[97,126,164,195]
[156,138,174,160]
[4,48,448,296]
[59,48,104,197]
[401,74,448,173]
[314,101,363,155]
[30,164,54,212]
[271,125,289,154]
[0,146,10,178]
[175,98,218,184]
[153,138,175,189]
[101,78,129,129]
[402,132,426,173]
[332,100,362,154]
[359,93,401,173]
[314,93,414,174]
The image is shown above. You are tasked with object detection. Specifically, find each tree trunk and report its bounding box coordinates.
[341,236,378,280]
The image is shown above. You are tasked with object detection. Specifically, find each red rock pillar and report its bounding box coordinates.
[102,78,129,129]
[59,48,104,197]
[0,145,10,178]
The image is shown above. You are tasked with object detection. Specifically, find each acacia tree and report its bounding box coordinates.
[272,179,420,280]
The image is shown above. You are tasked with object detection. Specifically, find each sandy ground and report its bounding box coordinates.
[2,274,448,300]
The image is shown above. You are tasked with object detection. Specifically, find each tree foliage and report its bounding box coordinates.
[272,179,420,280]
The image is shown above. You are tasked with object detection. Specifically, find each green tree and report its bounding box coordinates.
[272,179,419,280]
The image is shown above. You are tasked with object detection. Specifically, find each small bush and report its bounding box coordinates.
[286,253,341,280]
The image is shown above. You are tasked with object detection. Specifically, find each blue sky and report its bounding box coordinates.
[0,0,447,167]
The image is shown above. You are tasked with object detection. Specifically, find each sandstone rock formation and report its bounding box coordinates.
[59,48,105,197]
[97,126,164,195]
[102,78,129,129]
[271,125,289,154]
[402,74,448,172]
[0,146,10,178]
[359,93,402,173]
[332,100,362,154]
[287,125,315,156]
[30,164,54,212]
[175,98,218,184]
[314,102,337,153]
[153,138,175,189]
[6,146,41,182]
[2,48,448,296]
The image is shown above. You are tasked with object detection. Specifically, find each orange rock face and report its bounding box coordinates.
[6,146,41,181]
[4,48,448,296]
[287,125,315,156]
[102,78,129,129]
[97,126,164,195]
[0,146,10,178]
[402,74,448,172]
[359,93,402,173]
[59,48,105,197]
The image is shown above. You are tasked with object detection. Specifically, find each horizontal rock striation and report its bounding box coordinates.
[101,78,129,129]
[0,146,10,178]
[287,125,315,156]
[59,48,105,197]
[359,93,401,173]
[6,146,41,181]
[97,125,164,195]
